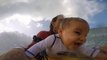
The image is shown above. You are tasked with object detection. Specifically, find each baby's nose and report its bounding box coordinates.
[80,36,86,42]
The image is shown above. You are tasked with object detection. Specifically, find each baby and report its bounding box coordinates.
[25,17,107,60]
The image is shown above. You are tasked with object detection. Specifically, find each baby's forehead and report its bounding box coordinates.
[69,21,89,30]
[70,20,89,26]
[70,20,87,23]
[69,20,86,25]
[61,18,90,30]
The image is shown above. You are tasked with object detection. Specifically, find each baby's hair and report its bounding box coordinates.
[60,17,90,30]
[50,14,64,34]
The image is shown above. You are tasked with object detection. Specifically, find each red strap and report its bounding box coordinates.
[37,31,52,39]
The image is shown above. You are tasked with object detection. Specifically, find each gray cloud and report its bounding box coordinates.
[27,19,50,36]
[0,0,106,35]
[0,0,105,20]
[0,0,106,37]
[0,16,50,36]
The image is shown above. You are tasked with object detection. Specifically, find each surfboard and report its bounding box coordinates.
[0,48,93,60]
[47,55,93,60]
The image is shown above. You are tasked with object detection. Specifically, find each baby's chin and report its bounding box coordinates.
[67,46,79,51]
[68,46,80,51]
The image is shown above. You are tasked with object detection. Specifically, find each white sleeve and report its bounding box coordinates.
[80,45,100,58]
[25,35,55,57]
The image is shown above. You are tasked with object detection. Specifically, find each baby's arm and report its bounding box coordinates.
[94,46,107,60]
[25,35,55,58]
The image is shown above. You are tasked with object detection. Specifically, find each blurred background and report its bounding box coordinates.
[0,0,107,55]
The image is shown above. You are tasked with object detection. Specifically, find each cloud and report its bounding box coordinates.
[0,32,32,54]
[0,0,29,5]
[0,0,105,39]
[0,0,105,20]
[0,0,105,35]
[0,14,50,36]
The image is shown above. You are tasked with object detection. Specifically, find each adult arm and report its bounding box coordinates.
[80,45,107,60]
[94,46,107,60]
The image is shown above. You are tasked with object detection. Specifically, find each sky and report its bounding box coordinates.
[0,0,107,54]
[0,0,107,36]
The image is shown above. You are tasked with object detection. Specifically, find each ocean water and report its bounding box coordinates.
[85,27,107,47]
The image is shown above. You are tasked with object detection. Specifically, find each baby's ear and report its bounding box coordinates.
[58,28,63,35]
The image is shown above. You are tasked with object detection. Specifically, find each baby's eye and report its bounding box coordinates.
[75,31,81,35]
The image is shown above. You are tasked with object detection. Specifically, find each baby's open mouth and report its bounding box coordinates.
[74,42,82,47]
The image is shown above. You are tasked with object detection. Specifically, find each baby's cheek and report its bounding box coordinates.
[67,38,74,43]
[63,40,70,47]
[63,36,74,45]
[65,40,74,46]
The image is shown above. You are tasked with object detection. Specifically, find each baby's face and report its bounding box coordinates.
[59,21,89,51]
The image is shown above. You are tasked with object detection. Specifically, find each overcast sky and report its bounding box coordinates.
[0,0,107,54]
[0,0,107,36]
